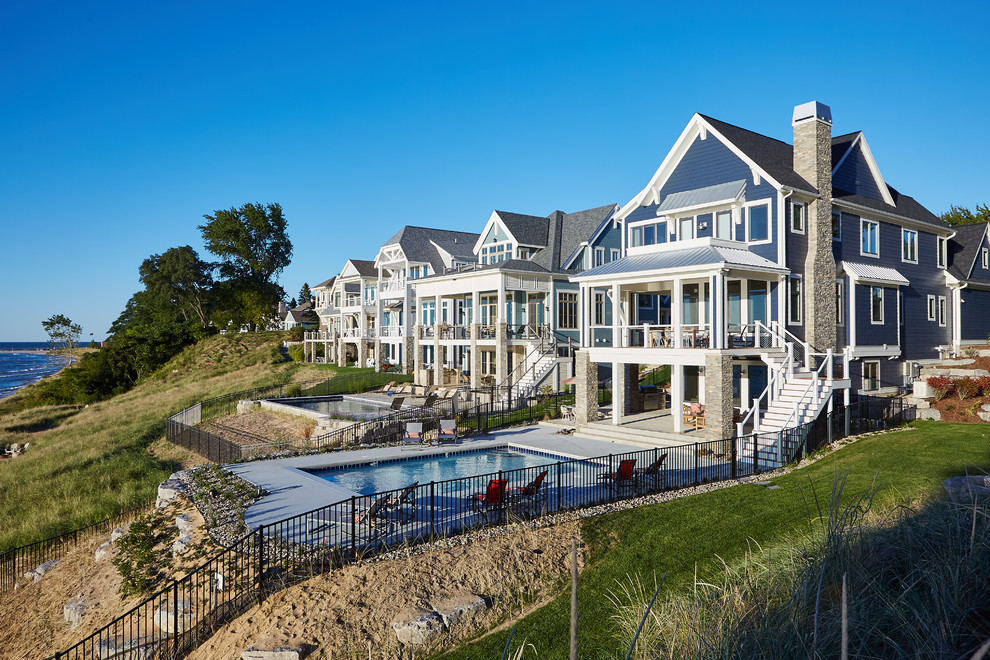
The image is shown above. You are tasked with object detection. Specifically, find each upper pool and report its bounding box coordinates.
[305,447,576,495]
[278,395,391,420]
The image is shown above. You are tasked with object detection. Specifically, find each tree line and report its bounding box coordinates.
[34,202,293,405]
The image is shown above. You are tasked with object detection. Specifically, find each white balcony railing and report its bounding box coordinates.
[378,326,405,338]
[304,330,337,341]
[379,279,407,296]
[341,327,376,339]
[620,323,710,349]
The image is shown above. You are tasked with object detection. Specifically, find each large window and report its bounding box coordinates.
[715,210,732,239]
[863,360,880,391]
[871,286,884,324]
[937,236,947,268]
[630,222,668,247]
[791,202,806,234]
[557,292,578,330]
[788,276,802,325]
[902,229,918,263]
[593,292,606,326]
[748,204,769,242]
[861,219,879,256]
[594,247,605,267]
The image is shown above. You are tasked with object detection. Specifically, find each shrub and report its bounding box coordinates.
[287,345,304,362]
[955,376,979,400]
[977,376,990,397]
[286,325,304,342]
[963,347,979,358]
[927,375,953,401]
[285,383,303,397]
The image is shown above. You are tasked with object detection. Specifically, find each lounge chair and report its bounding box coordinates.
[380,380,396,393]
[598,458,637,493]
[382,481,418,521]
[467,478,509,518]
[437,419,458,445]
[634,455,667,492]
[306,494,391,535]
[401,422,425,449]
[507,470,548,517]
[389,396,405,411]
[422,394,439,407]
[395,383,413,395]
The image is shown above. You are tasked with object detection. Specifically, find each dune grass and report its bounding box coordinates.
[437,422,990,658]
[0,333,360,552]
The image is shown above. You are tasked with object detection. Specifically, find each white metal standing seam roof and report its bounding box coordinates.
[572,245,786,280]
[840,261,910,286]
[656,180,747,213]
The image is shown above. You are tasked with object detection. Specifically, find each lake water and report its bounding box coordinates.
[0,343,70,399]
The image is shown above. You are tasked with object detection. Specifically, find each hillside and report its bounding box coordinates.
[0,332,327,552]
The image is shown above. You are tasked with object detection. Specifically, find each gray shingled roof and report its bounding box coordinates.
[347,259,378,277]
[495,211,550,247]
[948,223,990,280]
[832,186,946,230]
[379,225,480,273]
[531,204,617,272]
[313,276,336,289]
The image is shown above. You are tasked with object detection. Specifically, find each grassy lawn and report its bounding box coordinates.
[436,421,990,658]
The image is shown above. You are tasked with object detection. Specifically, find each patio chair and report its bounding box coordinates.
[395,383,413,395]
[306,494,392,535]
[560,405,575,422]
[380,380,396,393]
[507,470,548,517]
[634,455,667,492]
[598,458,637,493]
[467,478,509,517]
[389,396,406,411]
[382,481,418,521]
[437,419,458,445]
[401,422,425,449]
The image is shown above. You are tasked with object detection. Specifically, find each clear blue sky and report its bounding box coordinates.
[2,0,987,341]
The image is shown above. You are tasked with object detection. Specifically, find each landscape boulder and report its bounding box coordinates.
[240,648,305,660]
[430,594,488,628]
[95,541,113,562]
[64,595,85,629]
[110,526,129,543]
[156,470,192,508]
[171,533,193,557]
[25,559,59,583]
[175,513,195,534]
[96,634,163,660]
[153,599,192,634]
[393,611,444,646]
[943,475,990,501]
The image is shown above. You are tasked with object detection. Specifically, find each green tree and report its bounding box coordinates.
[138,246,213,327]
[939,203,990,227]
[41,314,82,358]
[298,282,312,305]
[199,202,292,329]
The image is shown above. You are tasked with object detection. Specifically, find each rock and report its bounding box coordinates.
[918,408,941,421]
[175,513,195,534]
[153,600,192,634]
[979,412,990,422]
[25,559,59,582]
[171,533,193,556]
[912,381,933,399]
[431,594,487,628]
[943,475,990,501]
[393,611,444,646]
[95,541,113,561]
[111,526,129,543]
[982,404,990,412]
[156,480,185,509]
[96,634,163,660]
[240,649,304,660]
[941,358,975,366]
[64,595,85,629]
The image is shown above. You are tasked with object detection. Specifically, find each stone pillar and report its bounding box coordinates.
[357,340,368,369]
[704,353,734,448]
[402,335,415,376]
[336,338,346,367]
[470,324,480,389]
[575,350,599,426]
[626,363,643,414]
[374,338,383,372]
[495,322,508,385]
[414,325,424,386]
[793,101,837,352]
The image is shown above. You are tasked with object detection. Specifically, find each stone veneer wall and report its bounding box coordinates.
[704,353,734,448]
[402,335,415,376]
[794,116,837,351]
[575,351,598,425]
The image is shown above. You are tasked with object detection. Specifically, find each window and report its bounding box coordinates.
[557,292,578,330]
[715,210,732,239]
[630,222,667,247]
[593,292,606,325]
[938,295,946,326]
[863,361,880,391]
[611,248,620,262]
[927,295,936,321]
[788,276,802,325]
[678,216,695,241]
[861,219,879,256]
[902,229,917,263]
[983,248,989,270]
[791,202,806,234]
[871,286,884,324]
[937,236,947,268]
[749,204,769,242]
[832,211,842,240]
[595,247,605,267]
[835,280,844,325]
[481,350,494,375]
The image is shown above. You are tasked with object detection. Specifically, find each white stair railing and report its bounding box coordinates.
[776,349,834,431]
[736,350,792,437]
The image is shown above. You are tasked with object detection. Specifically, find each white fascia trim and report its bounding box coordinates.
[472,211,518,254]
[654,196,744,218]
[831,198,948,236]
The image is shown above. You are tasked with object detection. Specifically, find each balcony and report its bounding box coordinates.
[620,324,711,349]
[341,328,376,339]
[378,326,406,338]
[304,330,337,341]
[341,295,376,310]
[379,278,408,298]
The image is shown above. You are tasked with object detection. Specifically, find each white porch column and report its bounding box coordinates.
[612,361,623,425]
[612,283,621,347]
[672,277,683,348]
[579,284,587,347]
[671,364,684,432]
[849,282,857,349]
[710,273,720,349]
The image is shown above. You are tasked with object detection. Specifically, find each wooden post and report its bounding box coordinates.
[570,537,578,660]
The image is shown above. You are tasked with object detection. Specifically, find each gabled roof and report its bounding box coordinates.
[348,259,378,278]
[947,223,990,280]
[494,211,551,247]
[313,275,336,289]
[832,185,946,230]
[533,204,617,272]
[830,131,860,173]
[378,225,479,272]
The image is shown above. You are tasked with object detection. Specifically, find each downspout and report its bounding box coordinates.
[778,187,793,268]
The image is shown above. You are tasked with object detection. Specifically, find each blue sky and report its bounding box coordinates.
[2,0,987,341]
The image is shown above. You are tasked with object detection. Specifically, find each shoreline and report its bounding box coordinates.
[0,352,77,401]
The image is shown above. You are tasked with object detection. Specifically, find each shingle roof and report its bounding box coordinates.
[313,276,336,289]
[831,131,860,169]
[532,204,616,272]
[832,185,946,230]
[349,259,378,277]
[495,211,550,247]
[947,223,990,280]
[379,225,480,272]
[699,115,816,192]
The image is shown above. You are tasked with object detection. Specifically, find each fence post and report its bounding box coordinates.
[350,497,357,558]
[694,444,699,486]
[556,462,562,512]
[608,454,614,502]
[257,525,265,606]
[173,579,180,652]
[430,482,435,539]
[731,435,737,479]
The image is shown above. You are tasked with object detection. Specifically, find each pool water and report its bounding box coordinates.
[307,448,573,495]
[285,396,389,420]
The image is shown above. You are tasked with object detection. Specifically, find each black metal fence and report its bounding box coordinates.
[54,394,915,659]
[0,501,153,593]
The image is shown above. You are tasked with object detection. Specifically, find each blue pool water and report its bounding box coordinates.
[307,448,574,495]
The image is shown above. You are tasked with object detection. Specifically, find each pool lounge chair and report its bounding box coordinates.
[634,455,667,493]
[383,481,419,521]
[389,396,406,410]
[306,494,391,535]
[380,380,396,393]
[467,478,509,519]
[436,419,458,445]
[598,458,637,493]
[507,470,548,517]
[402,422,425,449]
[395,383,413,395]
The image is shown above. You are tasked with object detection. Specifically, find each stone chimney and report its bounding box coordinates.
[793,101,836,351]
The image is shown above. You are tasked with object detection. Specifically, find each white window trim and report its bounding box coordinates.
[745,201,772,245]
[863,360,881,391]
[927,295,937,321]
[557,291,579,330]
[983,247,989,270]
[714,209,734,240]
[901,228,918,264]
[870,286,884,325]
[593,291,606,326]
[937,236,947,269]
[677,216,696,241]
[790,201,806,235]
[938,295,947,327]
[832,210,842,242]
[860,219,880,258]
[788,275,803,326]
[594,247,605,267]
[610,248,620,262]
[835,279,844,326]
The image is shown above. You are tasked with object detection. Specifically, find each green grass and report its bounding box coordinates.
[436,422,990,658]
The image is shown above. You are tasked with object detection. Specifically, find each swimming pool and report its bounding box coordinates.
[279,395,390,420]
[306,447,576,495]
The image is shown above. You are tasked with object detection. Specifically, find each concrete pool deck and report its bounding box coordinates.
[228,424,648,529]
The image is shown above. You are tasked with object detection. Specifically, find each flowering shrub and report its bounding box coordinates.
[927,375,953,401]
[954,376,980,400]
[977,376,990,397]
